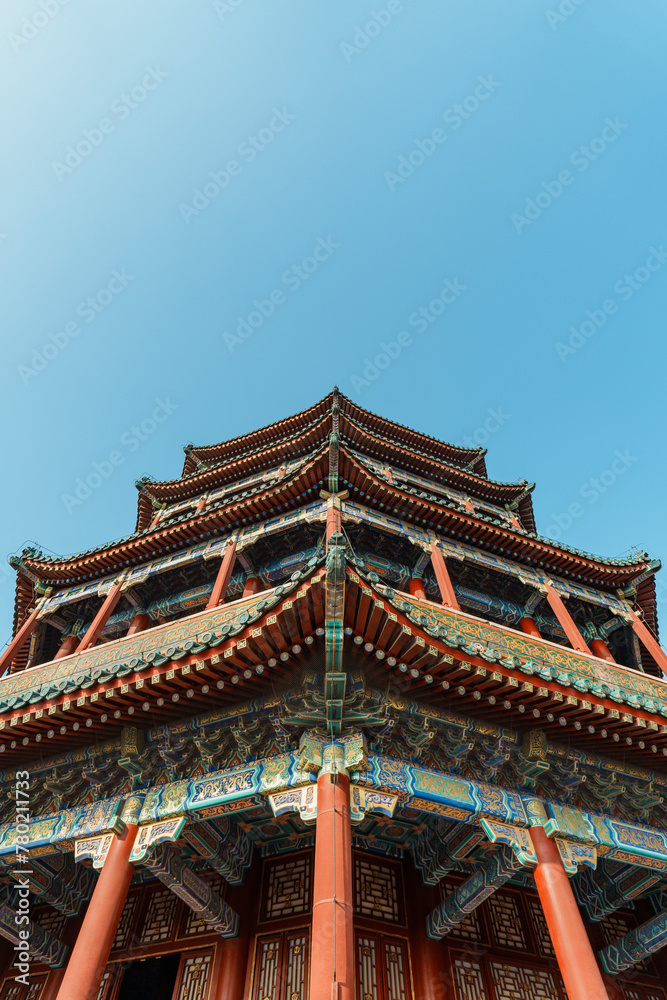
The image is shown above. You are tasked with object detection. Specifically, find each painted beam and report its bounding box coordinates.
[0,905,68,968]
[426,845,524,938]
[182,817,253,885]
[144,842,239,937]
[412,821,484,885]
[599,909,667,974]
[574,863,662,921]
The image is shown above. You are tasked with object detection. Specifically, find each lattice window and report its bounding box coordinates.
[254,936,282,1000]
[32,909,67,939]
[174,950,213,1000]
[383,939,410,1000]
[180,874,224,936]
[525,898,554,958]
[598,913,634,945]
[452,954,489,1000]
[490,961,561,999]
[24,983,47,1000]
[598,914,652,973]
[358,936,379,1000]
[440,881,483,942]
[0,986,24,1000]
[112,894,138,951]
[138,888,177,944]
[262,856,311,921]
[95,969,114,1000]
[284,932,308,1000]
[487,892,526,951]
[355,858,401,923]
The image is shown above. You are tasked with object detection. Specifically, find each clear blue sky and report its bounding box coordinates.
[1,0,666,646]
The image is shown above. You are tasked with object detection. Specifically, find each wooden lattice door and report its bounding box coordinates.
[251,929,310,1000]
[0,977,47,1000]
[355,932,412,1000]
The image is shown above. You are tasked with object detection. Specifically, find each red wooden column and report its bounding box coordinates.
[541,581,591,654]
[624,607,667,677]
[211,862,260,1000]
[242,576,261,598]
[54,633,79,660]
[126,612,150,636]
[429,544,460,610]
[406,860,449,1000]
[76,578,125,652]
[529,827,609,1000]
[590,637,615,662]
[326,498,342,547]
[310,770,354,1000]
[206,538,238,610]
[56,824,138,1000]
[519,616,541,638]
[409,577,426,600]
[0,601,43,674]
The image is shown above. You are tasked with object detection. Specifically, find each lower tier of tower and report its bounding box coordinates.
[2,841,665,1000]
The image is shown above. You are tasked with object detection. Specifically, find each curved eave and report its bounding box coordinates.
[339,393,487,475]
[182,392,335,476]
[20,448,330,585]
[136,412,333,530]
[338,448,652,589]
[181,389,487,482]
[339,412,534,509]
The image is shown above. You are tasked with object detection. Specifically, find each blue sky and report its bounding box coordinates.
[1,0,666,644]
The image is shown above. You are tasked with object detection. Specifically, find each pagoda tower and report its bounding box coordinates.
[0,389,665,1000]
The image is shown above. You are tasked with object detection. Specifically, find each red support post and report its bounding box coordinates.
[529,827,609,1000]
[56,824,138,1000]
[206,539,237,610]
[0,602,43,674]
[54,634,79,660]
[211,862,260,1000]
[326,499,342,548]
[430,544,460,610]
[406,860,450,1000]
[408,577,426,601]
[126,612,150,636]
[625,609,667,678]
[242,576,261,598]
[519,616,541,638]
[542,582,591,655]
[310,771,354,1000]
[76,579,125,652]
[590,637,615,663]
